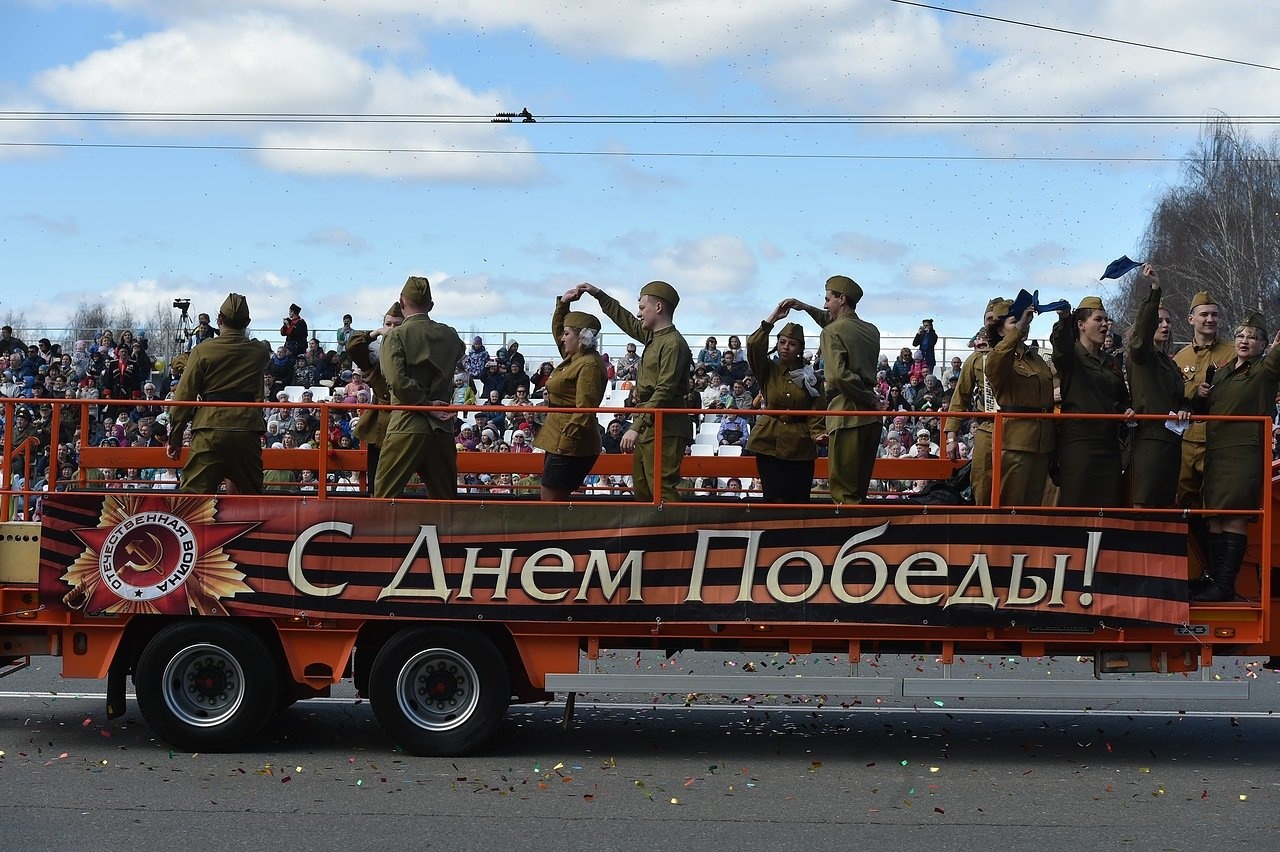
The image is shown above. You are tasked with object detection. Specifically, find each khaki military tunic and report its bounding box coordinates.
[168,328,271,494]
[1173,336,1235,507]
[1125,287,1185,507]
[346,330,394,446]
[595,292,692,502]
[818,310,881,504]
[744,321,821,461]
[535,299,607,457]
[985,326,1055,507]
[943,350,995,505]
[1051,317,1129,507]
[1202,344,1280,512]
[374,313,465,500]
[745,321,822,502]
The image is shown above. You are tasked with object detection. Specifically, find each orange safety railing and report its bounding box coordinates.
[0,397,1272,520]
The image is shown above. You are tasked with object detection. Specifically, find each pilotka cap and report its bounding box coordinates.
[640,280,680,308]
[563,310,602,332]
[777,322,805,348]
[826,275,863,303]
[219,293,251,327]
[400,276,432,305]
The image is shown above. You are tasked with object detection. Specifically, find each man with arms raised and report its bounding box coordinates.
[578,280,693,502]
[788,275,881,503]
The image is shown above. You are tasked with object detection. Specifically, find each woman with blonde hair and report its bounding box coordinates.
[1192,312,1280,601]
[535,288,608,500]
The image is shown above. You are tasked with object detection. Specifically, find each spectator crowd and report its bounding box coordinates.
[10,286,1275,513]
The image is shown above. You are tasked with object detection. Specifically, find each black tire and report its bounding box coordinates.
[368,627,510,756]
[134,621,280,752]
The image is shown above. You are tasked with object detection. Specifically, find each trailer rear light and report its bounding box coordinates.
[1213,627,1236,639]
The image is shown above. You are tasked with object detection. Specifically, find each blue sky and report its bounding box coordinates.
[1,1,1276,359]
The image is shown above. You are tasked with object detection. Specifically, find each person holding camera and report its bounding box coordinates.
[913,318,938,374]
[281,303,308,357]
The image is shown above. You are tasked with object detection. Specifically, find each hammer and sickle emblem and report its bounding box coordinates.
[122,532,164,573]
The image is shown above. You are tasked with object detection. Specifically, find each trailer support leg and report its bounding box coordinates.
[106,656,127,719]
[561,691,576,730]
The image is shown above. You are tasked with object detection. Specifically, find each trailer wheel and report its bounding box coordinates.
[134,622,279,752]
[368,627,509,756]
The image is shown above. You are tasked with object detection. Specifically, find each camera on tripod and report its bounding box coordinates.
[173,298,191,312]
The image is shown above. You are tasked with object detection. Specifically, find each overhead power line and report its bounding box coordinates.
[889,0,1280,73]
[0,139,1229,164]
[4,110,1280,127]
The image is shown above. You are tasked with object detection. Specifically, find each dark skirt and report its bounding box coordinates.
[1056,433,1122,508]
[1203,444,1263,512]
[755,453,815,503]
[541,451,599,492]
[1128,432,1180,508]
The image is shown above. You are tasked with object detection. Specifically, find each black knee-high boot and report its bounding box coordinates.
[1190,534,1224,596]
[1193,532,1248,603]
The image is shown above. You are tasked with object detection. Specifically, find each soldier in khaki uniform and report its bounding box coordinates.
[986,301,1055,506]
[944,297,1006,506]
[345,301,404,493]
[792,275,880,504]
[579,280,693,502]
[537,290,608,500]
[166,293,272,494]
[374,276,465,500]
[1174,291,1235,508]
[1125,265,1189,508]
[1193,312,1280,601]
[744,303,822,503]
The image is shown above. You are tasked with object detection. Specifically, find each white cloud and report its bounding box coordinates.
[32,12,538,181]
[37,14,366,114]
[652,234,756,293]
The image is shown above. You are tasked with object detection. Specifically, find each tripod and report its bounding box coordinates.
[174,305,194,354]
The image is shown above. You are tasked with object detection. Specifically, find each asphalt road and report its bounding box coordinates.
[2,651,1279,851]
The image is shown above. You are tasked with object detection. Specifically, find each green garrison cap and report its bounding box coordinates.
[219,293,250,328]
[400,275,432,305]
[826,274,863,304]
[777,322,805,348]
[640,280,680,308]
[564,310,602,332]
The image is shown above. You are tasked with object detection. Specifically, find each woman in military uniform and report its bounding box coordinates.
[1125,264,1188,508]
[744,301,823,502]
[1050,296,1131,507]
[944,297,1005,506]
[536,289,608,501]
[985,300,1055,506]
[1193,312,1280,601]
[345,301,404,493]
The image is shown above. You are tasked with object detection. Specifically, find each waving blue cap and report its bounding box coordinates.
[1100,255,1142,280]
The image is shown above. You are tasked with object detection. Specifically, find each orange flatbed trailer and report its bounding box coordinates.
[0,398,1273,755]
